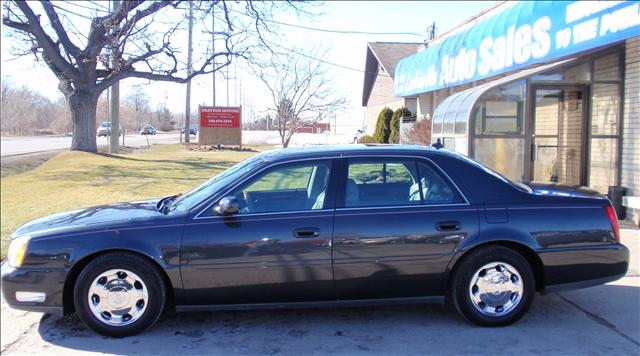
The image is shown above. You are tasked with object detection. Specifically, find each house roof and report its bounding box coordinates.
[362,42,422,107]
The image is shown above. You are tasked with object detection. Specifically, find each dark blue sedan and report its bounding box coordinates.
[1,145,629,337]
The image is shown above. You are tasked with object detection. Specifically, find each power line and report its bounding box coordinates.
[62,1,109,14]
[268,41,391,78]
[60,13,88,42]
[230,8,423,37]
[264,18,423,37]
[86,0,110,12]
[49,3,93,20]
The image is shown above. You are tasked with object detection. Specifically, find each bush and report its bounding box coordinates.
[390,107,412,143]
[373,107,393,143]
[405,117,432,146]
[357,135,377,143]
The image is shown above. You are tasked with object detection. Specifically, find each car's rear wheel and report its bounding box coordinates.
[73,252,166,337]
[451,245,534,326]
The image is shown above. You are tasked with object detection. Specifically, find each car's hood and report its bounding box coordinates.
[13,199,165,238]
[526,182,605,199]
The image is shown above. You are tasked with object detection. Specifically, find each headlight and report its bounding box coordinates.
[7,235,31,267]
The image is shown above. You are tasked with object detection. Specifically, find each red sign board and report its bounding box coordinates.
[200,106,241,128]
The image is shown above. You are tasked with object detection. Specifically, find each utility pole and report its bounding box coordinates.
[226,65,229,106]
[184,0,194,143]
[234,61,238,106]
[211,4,216,106]
[109,0,121,153]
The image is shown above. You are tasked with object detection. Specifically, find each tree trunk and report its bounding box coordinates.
[283,132,293,148]
[68,92,99,152]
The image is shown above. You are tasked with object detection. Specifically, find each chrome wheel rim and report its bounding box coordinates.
[88,269,148,326]
[469,262,523,317]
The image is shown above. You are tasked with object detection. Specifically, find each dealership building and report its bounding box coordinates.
[367,1,639,222]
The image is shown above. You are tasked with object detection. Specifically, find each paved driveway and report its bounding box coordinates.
[2,230,638,355]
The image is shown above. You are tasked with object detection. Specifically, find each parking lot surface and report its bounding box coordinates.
[2,230,638,355]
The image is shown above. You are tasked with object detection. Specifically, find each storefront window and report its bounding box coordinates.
[564,62,591,81]
[589,138,617,194]
[531,62,591,82]
[594,53,620,81]
[531,71,564,81]
[591,84,619,135]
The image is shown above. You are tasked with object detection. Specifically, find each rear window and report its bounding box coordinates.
[345,158,419,208]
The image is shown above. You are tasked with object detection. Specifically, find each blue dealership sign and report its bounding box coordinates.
[394,1,640,97]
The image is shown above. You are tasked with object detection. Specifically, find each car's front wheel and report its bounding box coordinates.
[451,245,534,327]
[73,252,166,337]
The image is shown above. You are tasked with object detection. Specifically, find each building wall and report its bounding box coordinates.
[365,74,401,135]
[365,100,404,136]
[417,93,434,120]
[622,37,640,222]
[365,76,419,136]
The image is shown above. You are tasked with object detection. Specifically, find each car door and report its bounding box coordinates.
[180,159,337,305]
[332,156,478,300]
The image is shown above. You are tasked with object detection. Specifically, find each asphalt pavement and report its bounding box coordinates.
[0,131,357,156]
[0,133,182,156]
[1,230,638,355]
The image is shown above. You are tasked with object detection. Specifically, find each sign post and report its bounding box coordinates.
[199,106,242,147]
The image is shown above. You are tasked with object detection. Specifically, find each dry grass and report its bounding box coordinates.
[0,144,266,258]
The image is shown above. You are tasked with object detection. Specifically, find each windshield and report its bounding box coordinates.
[169,154,267,212]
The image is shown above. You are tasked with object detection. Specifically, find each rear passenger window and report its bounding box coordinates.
[416,161,464,205]
[346,159,420,207]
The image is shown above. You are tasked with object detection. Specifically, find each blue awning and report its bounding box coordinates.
[394,1,640,97]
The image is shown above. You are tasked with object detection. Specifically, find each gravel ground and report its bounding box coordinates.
[2,230,638,355]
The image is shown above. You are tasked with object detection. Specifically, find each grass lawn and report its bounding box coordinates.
[0,144,263,258]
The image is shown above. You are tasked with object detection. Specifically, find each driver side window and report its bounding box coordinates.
[228,160,332,214]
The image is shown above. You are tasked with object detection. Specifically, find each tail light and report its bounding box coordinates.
[605,205,620,243]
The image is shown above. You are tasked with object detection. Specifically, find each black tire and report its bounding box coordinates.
[73,252,166,337]
[450,245,534,327]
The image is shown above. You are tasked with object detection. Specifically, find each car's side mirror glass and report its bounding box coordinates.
[214,196,240,216]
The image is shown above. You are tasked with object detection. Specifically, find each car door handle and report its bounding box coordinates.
[436,221,460,231]
[293,228,320,238]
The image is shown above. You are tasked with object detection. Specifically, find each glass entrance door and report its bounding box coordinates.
[531,86,586,185]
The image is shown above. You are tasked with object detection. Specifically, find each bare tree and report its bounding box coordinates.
[255,49,346,148]
[404,117,432,146]
[124,85,150,130]
[2,0,308,152]
[1,80,60,135]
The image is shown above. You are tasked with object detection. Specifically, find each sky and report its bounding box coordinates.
[1,1,496,132]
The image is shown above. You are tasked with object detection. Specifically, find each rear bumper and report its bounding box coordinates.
[1,261,65,316]
[538,243,629,293]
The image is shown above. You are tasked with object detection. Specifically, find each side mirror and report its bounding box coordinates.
[214,196,240,216]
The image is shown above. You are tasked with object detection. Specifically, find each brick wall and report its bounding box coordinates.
[622,36,640,222]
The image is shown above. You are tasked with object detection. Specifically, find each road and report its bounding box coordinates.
[1,230,638,355]
[0,131,354,156]
[0,133,182,156]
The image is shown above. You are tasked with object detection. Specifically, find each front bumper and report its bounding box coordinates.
[538,243,629,294]
[1,261,66,315]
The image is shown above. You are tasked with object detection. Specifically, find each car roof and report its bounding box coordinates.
[258,144,461,162]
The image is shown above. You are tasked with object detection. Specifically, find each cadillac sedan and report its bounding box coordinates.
[1,145,629,337]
